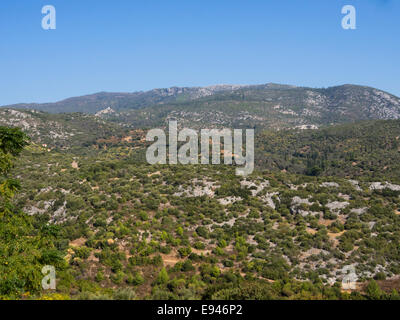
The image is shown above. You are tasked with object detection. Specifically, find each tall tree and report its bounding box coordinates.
[0,127,28,212]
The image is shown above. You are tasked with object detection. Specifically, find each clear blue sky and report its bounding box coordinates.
[0,0,399,105]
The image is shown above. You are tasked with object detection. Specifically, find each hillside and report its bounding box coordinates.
[2,108,400,181]
[256,120,400,181]
[2,84,400,131]
[0,108,130,149]
[7,143,400,299]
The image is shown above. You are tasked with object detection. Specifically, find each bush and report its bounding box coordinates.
[113,288,136,300]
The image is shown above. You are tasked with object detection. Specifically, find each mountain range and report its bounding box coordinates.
[2,83,400,131]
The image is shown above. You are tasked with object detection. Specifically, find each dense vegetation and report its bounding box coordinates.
[0,122,399,300]
[2,94,400,300]
[256,120,400,181]
[0,127,66,299]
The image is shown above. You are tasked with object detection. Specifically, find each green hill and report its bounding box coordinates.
[256,120,400,181]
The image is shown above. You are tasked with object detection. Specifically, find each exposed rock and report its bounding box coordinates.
[369,182,400,191]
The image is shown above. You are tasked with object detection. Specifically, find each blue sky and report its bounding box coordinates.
[0,0,399,105]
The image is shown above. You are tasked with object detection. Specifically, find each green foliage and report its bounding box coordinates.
[155,267,169,285]
[3,118,400,300]
[366,280,383,300]
[0,127,28,205]
[256,120,400,181]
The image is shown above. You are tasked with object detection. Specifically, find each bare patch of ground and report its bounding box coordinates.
[327,231,345,247]
[161,250,182,267]
[71,160,79,169]
[306,227,317,235]
[70,237,87,247]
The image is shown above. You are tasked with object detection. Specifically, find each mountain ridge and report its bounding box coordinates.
[3,83,399,115]
[2,83,400,133]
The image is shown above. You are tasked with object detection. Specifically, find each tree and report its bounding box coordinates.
[366,280,383,300]
[390,289,400,300]
[0,127,28,207]
[155,267,169,285]
[0,128,50,297]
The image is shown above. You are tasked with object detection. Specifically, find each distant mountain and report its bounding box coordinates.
[99,84,400,130]
[2,83,400,130]
[1,84,252,114]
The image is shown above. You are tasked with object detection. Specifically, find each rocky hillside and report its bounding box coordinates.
[2,108,400,181]
[2,84,400,130]
[0,108,129,148]
[99,84,400,130]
